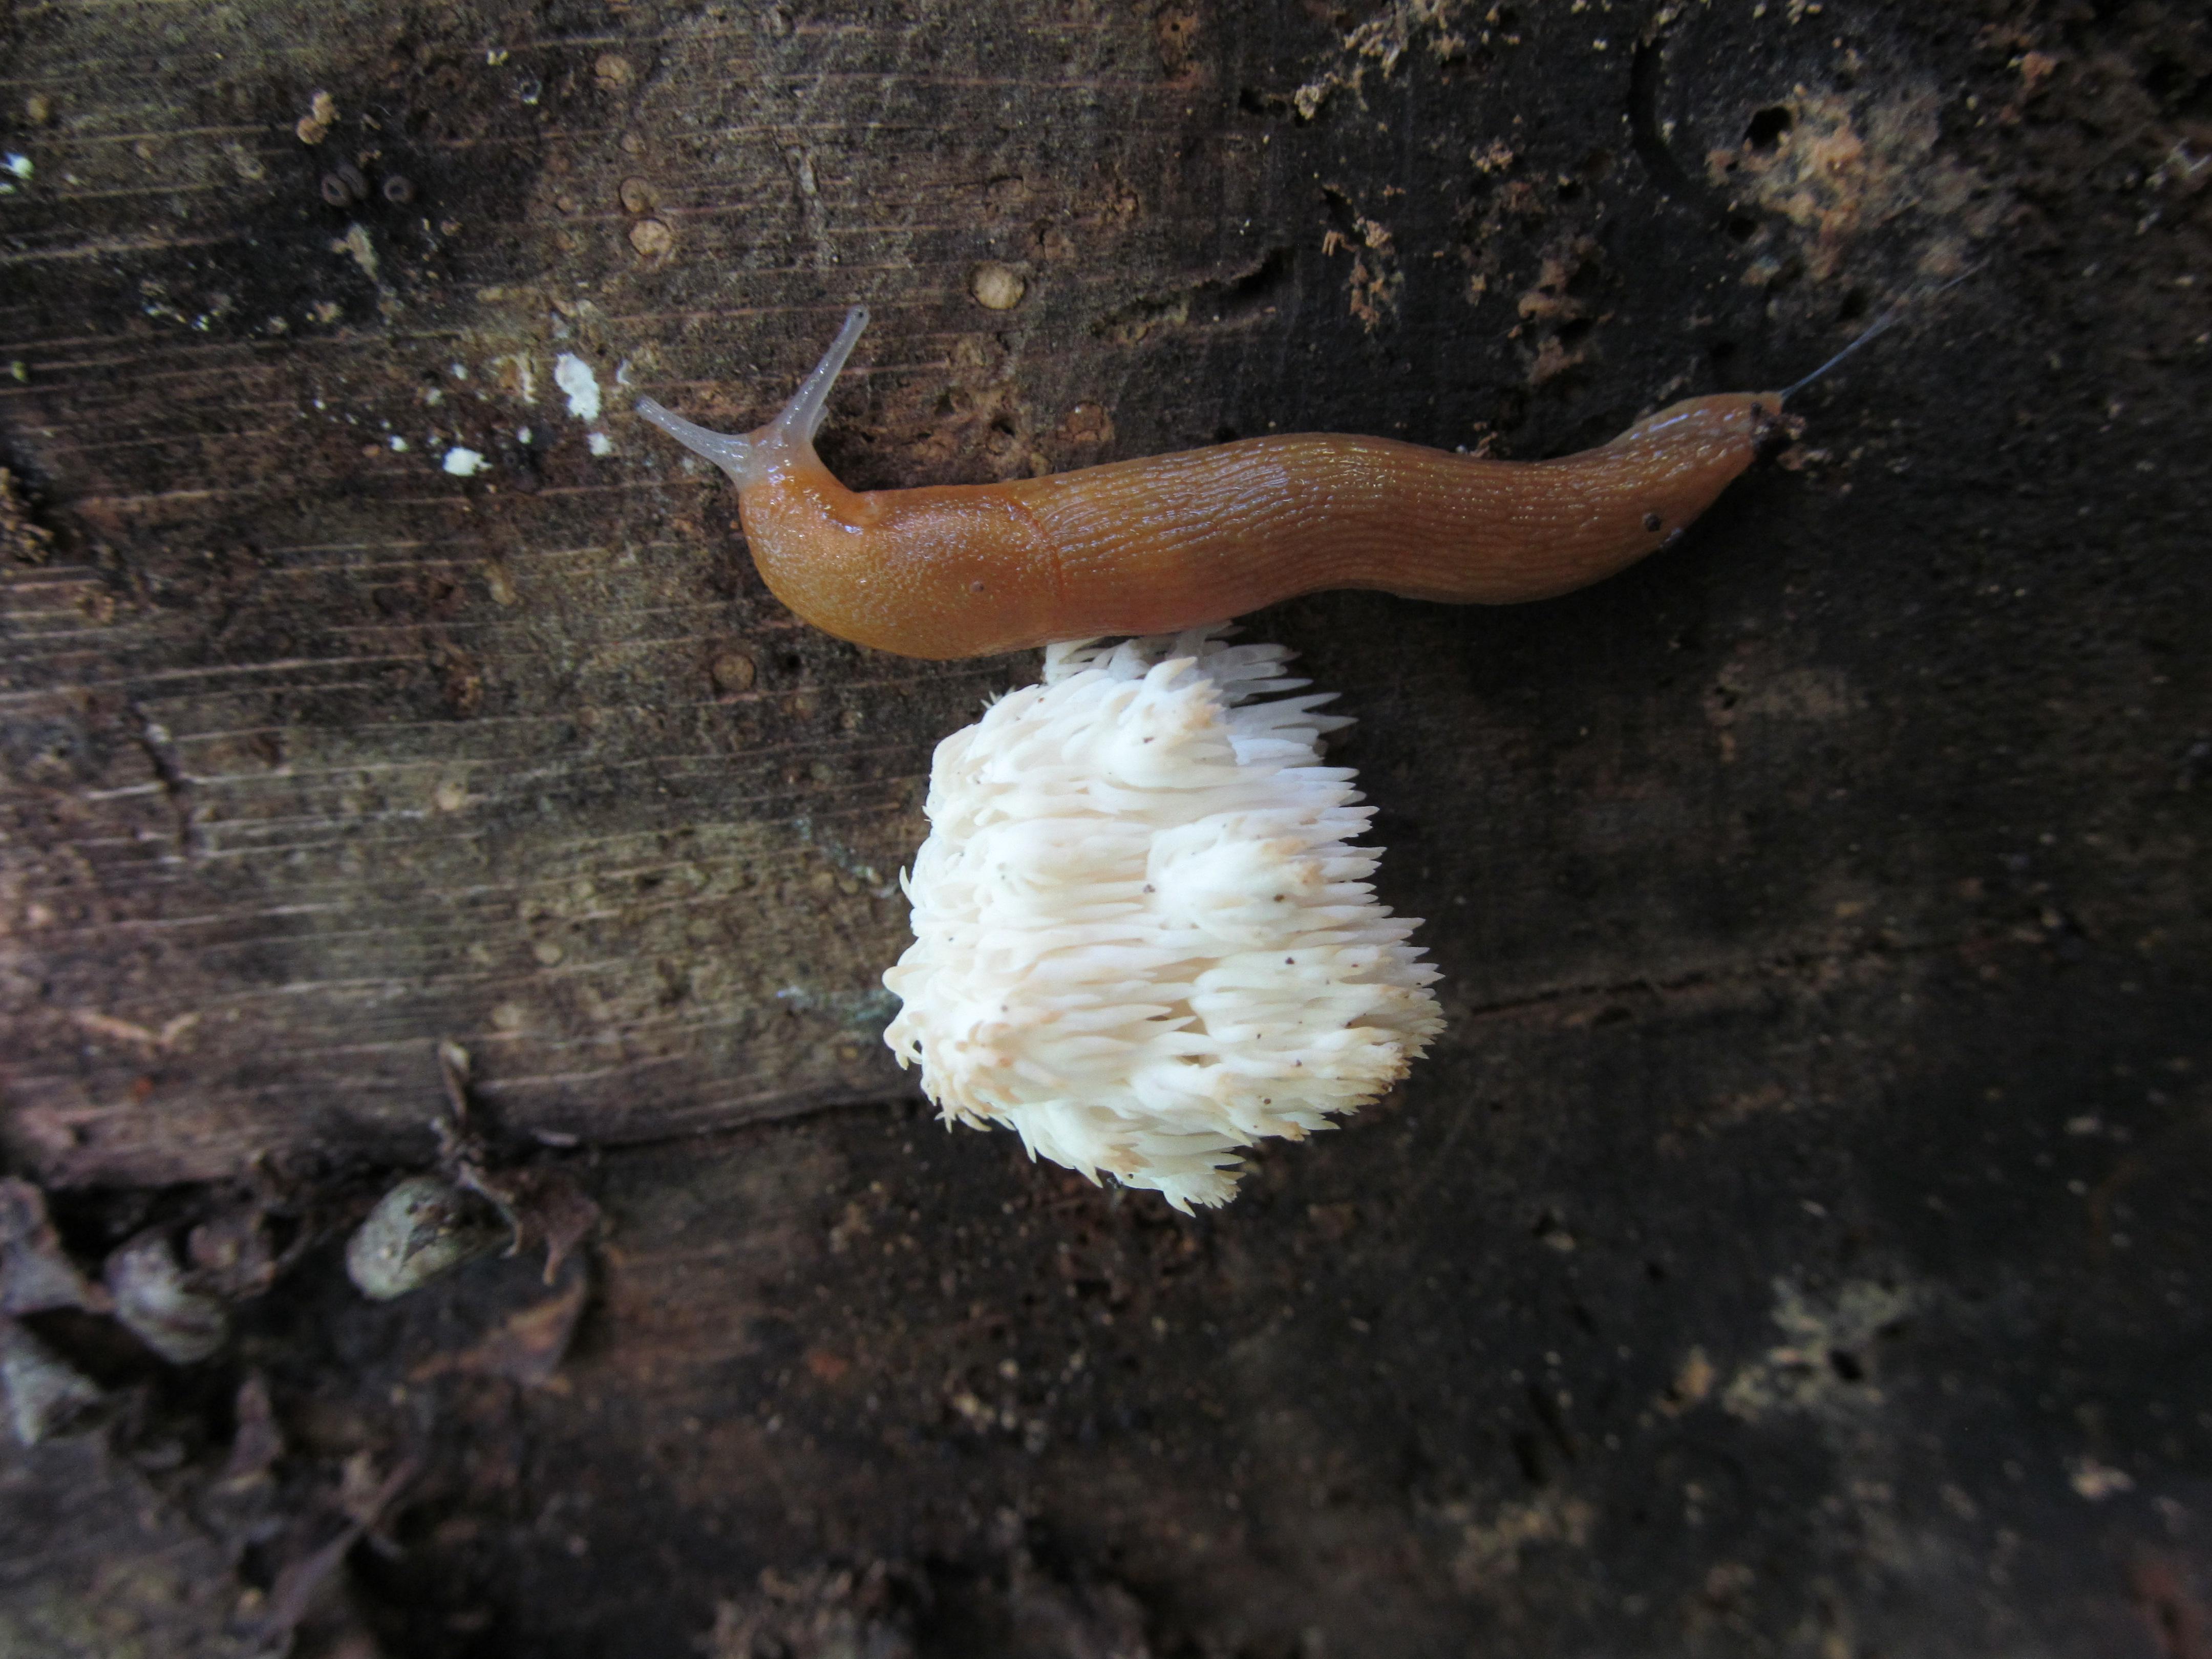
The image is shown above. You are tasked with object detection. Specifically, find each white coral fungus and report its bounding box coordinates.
[882,629,1443,1210]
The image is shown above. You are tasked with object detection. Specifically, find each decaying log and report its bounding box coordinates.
[2,0,2207,1653]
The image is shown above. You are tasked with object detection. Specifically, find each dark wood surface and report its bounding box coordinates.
[2,0,2207,1653]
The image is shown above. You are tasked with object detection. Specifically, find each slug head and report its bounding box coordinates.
[1608,391,1780,476]
[635,306,870,490]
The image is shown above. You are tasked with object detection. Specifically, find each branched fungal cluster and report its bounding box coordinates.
[884,629,1442,1209]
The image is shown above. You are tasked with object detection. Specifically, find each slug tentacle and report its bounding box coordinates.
[779,305,869,443]
[633,305,870,491]
[1779,268,1975,400]
[632,398,765,487]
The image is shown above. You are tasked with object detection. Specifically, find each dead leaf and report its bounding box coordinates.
[0,1178,109,1316]
[461,1165,602,1284]
[104,1229,227,1365]
[187,1204,285,1301]
[0,1316,104,1444]
[432,1037,602,1281]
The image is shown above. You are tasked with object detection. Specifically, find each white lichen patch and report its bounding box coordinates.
[883,628,1443,1210]
[1443,1488,1596,1589]
[333,222,378,281]
[554,352,602,420]
[441,446,486,476]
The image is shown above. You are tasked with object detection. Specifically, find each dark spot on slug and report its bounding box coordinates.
[969,580,987,594]
[1642,511,1663,533]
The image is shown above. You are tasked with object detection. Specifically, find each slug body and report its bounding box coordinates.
[638,309,1783,660]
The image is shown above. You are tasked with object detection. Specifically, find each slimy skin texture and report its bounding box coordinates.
[637,308,1784,661]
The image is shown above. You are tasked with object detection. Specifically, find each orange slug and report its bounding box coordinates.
[636,308,1797,661]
